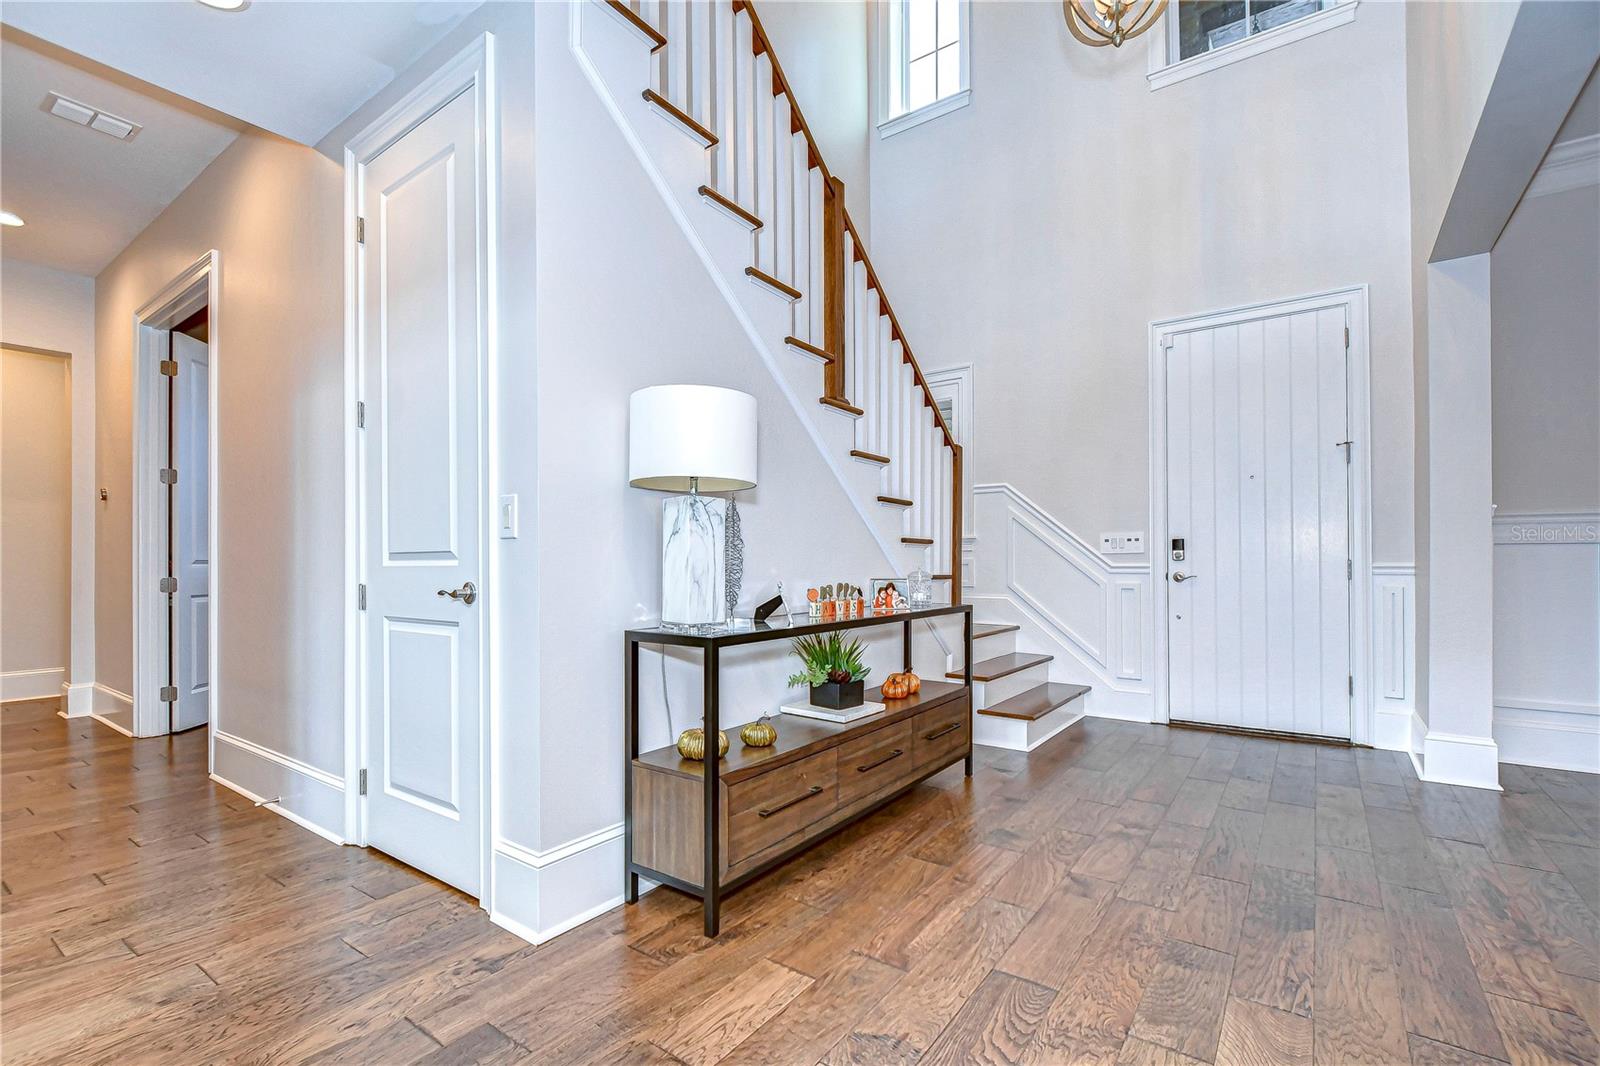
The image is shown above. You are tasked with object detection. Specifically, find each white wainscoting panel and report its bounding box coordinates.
[972,484,1154,721]
[1492,512,1599,772]
[1371,564,1416,753]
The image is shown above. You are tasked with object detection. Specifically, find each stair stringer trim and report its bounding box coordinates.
[570,0,952,657]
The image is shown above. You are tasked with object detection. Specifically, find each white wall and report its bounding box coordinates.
[1,347,71,694]
[866,0,1416,566]
[0,259,96,706]
[755,0,871,232]
[1489,174,1600,772]
[93,132,345,800]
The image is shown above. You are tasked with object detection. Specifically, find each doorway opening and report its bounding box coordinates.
[132,251,220,744]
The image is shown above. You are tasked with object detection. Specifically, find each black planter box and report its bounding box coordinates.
[810,679,865,710]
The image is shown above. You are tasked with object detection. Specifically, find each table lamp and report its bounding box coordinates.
[629,385,757,630]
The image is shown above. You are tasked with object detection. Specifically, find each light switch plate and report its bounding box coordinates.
[498,494,519,539]
[1100,531,1145,555]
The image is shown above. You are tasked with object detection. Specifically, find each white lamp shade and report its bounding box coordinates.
[629,385,757,492]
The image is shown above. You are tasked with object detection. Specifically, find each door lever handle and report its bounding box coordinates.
[1171,572,1197,583]
[437,581,477,605]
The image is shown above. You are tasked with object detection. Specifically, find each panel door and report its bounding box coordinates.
[1166,307,1352,738]
[361,86,483,895]
[172,331,209,732]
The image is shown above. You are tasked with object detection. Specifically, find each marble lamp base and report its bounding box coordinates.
[661,494,727,628]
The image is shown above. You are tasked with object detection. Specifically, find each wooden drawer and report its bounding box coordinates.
[726,748,837,865]
[912,695,970,769]
[836,722,915,808]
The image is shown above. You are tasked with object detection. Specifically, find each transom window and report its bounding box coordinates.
[879,0,971,136]
[1176,0,1335,60]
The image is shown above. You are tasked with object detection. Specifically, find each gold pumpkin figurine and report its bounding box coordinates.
[739,715,778,748]
[676,728,729,761]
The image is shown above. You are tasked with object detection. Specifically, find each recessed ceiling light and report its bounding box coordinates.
[196,0,250,9]
[0,212,24,227]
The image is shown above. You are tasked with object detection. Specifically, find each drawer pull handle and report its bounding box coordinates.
[923,723,962,742]
[758,785,825,818]
[857,749,905,773]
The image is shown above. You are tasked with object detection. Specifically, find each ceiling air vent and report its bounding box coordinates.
[43,92,142,142]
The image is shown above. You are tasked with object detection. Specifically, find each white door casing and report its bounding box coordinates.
[358,83,485,896]
[172,331,210,732]
[1161,303,1355,739]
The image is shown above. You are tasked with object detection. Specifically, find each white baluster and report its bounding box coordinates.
[733,8,755,208]
[650,0,668,94]
[862,280,878,454]
[690,1,712,128]
[808,169,824,345]
[843,231,857,407]
[791,134,810,340]
[773,94,793,287]
[665,1,688,108]
[712,0,734,190]
[753,52,774,274]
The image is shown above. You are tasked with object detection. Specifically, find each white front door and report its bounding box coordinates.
[172,331,209,732]
[360,86,483,895]
[1165,306,1352,738]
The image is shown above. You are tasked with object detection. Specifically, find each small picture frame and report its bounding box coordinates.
[870,577,908,613]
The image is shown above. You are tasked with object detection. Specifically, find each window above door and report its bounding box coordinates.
[1147,0,1358,92]
[877,0,971,138]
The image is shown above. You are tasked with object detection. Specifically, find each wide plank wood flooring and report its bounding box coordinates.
[3,696,1597,1064]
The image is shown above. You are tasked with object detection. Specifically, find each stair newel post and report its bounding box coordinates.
[823,176,847,399]
[950,442,963,605]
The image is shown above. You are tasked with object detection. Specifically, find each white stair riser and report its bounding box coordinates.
[972,629,1018,656]
[973,704,1086,752]
[973,664,1050,708]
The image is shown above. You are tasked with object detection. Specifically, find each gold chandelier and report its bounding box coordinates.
[1062,0,1168,48]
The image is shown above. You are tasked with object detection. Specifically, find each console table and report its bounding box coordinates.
[624,603,974,935]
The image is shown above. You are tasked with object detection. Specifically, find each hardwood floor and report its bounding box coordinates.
[3,696,1597,1065]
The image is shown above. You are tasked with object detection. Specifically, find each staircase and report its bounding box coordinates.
[581,0,1091,750]
[946,623,1091,751]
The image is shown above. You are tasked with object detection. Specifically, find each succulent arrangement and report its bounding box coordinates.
[786,631,871,689]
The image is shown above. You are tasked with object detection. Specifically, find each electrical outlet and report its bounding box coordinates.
[1100,531,1145,555]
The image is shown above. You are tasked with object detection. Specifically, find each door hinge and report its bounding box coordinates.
[1344,326,1350,349]
[358,583,367,611]
[1347,559,1353,580]
[159,467,177,485]
[1348,675,1354,696]
[356,400,366,429]
[160,685,178,703]
[356,217,366,244]
[159,576,178,594]
[159,359,178,377]
[358,768,368,795]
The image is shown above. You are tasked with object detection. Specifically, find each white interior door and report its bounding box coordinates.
[1166,307,1352,738]
[172,331,209,732]
[360,86,483,895]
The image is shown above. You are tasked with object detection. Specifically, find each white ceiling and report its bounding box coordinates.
[0,29,245,276]
[0,1,483,147]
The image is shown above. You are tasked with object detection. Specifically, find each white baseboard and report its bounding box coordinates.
[63,681,95,717]
[491,822,654,945]
[1,666,65,702]
[1373,707,1414,753]
[211,730,346,842]
[1419,729,1503,791]
[1494,697,1600,774]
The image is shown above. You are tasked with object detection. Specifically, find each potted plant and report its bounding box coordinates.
[787,631,871,710]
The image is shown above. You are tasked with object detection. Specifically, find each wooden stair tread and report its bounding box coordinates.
[850,449,889,465]
[820,396,864,416]
[901,536,933,545]
[972,622,1020,639]
[698,186,761,229]
[745,266,801,301]
[877,495,912,507]
[641,90,717,147]
[784,336,837,363]
[979,683,1091,721]
[945,651,1054,682]
[605,0,666,50]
